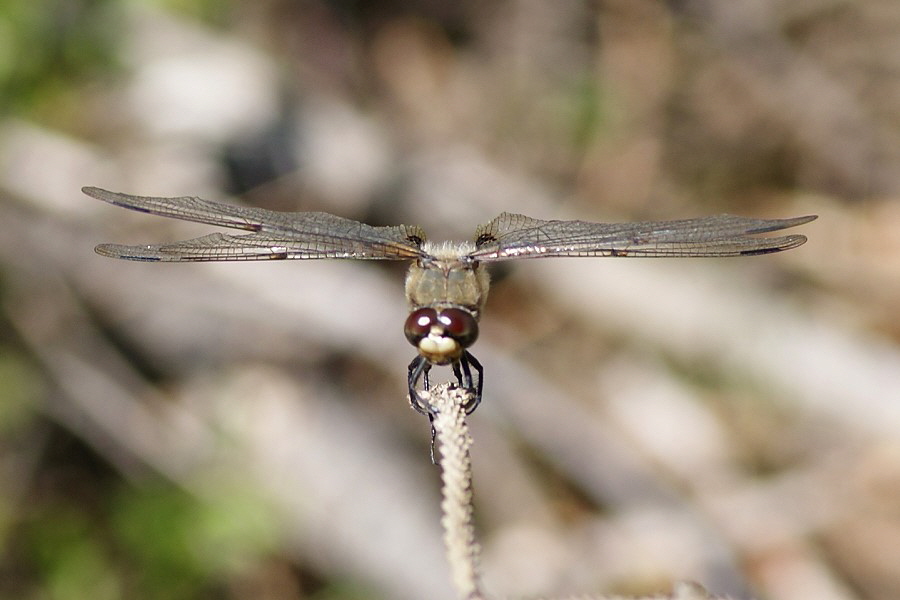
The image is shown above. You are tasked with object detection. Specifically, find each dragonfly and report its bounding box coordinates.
[84,186,816,423]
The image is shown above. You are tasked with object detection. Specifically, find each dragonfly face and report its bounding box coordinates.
[83,186,816,421]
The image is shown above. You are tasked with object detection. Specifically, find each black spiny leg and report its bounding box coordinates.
[450,351,484,414]
[451,361,466,389]
[408,355,439,462]
[461,351,483,414]
[407,355,433,415]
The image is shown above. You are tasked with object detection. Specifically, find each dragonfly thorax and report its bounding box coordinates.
[405,240,490,318]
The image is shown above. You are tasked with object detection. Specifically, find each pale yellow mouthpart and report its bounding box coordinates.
[418,333,461,364]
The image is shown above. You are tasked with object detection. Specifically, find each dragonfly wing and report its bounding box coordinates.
[470,212,817,261]
[85,186,280,231]
[86,187,427,262]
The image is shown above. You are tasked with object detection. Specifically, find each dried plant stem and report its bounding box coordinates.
[425,384,734,600]
[427,383,485,600]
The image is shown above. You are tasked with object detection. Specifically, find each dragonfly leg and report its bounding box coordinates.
[461,351,483,414]
[451,361,467,389]
[427,413,437,464]
[407,355,434,415]
[450,352,483,414]
[408,355,440,462]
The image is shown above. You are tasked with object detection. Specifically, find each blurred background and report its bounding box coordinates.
[1,1,899,599]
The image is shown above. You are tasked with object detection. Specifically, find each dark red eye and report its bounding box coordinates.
[437,308,479,348]
[404,307,437,345]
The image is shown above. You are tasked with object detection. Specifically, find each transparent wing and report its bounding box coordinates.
[85,187,427,262]
[470,212,817,261]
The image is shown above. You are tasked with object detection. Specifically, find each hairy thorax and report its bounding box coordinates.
[404,241,490,318]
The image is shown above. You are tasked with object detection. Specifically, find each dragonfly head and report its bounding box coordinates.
[404,307,479,365]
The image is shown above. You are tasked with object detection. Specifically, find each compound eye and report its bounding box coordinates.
[437,308,479,348]
[404,308,438,346]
